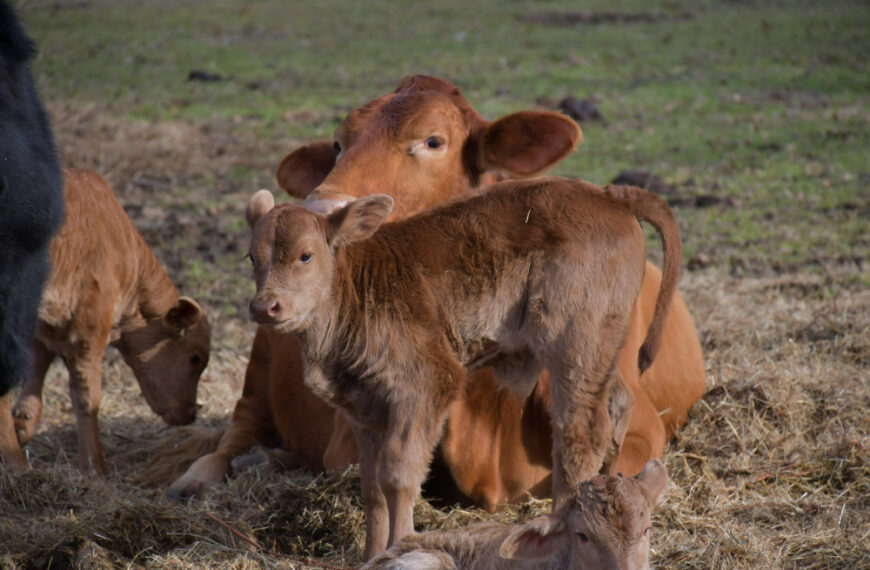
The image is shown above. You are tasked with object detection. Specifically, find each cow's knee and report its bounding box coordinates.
[166,453,230,501]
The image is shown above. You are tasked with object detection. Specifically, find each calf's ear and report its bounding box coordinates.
[246,190,275,229]
[636,458,669,504]
[165,297,204,331]
[499,511,569,560]
[276,141,338,199]
[326,194,394,249]
[476,111,581,177]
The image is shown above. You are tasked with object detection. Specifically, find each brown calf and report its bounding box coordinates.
[7,168,210,474]
[362,459,669,570]
[245,176,682,558]
[166,76,705,508]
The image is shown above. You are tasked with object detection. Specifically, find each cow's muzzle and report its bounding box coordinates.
[303,189,355,215]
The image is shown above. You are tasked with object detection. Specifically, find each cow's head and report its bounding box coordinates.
[499,459,669,569]
[245,190,392,332]
[115,297,210,425]
[276,75,581,219]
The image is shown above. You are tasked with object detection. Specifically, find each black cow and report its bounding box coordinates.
[0,1,64,398]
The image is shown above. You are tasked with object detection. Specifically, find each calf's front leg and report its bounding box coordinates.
[0,394,28,469]
[354,425,391,560]
[65,350,107,475]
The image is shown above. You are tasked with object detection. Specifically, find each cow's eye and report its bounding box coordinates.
[425,136,443,150]
[333,141,341,153]
[576,532,590,543]
[190,354,203,367]
[300,252,312,263]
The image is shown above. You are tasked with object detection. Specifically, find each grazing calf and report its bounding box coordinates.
[245,177,681,558]
[0,0,65,468]
[9,168,210,474]
[363,459,669,570]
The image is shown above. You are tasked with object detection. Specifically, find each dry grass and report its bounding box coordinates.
[1,105,867,569]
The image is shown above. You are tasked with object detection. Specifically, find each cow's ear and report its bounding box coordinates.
[326,195,394,249]
[499,511,569,560]
[246,190,275,229]
[636,458,669,505]
[476,111,581,177]
[165,297,204,331]
[276,141,338,199]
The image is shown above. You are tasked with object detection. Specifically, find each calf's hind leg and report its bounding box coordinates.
[547,315,634,506]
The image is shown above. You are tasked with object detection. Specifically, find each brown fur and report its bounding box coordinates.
[246,176,682,558]
[6,168,210,475]
[167,75,705,511]
[363,459,669,570]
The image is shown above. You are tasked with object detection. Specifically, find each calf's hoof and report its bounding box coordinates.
[12,398,41,446]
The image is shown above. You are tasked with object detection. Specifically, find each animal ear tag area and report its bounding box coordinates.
[499,513,568,560]
[327,194,395,248]
[165,297,204,332]
[246,189,275,229]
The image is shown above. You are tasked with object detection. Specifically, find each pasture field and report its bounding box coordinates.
[2,0,868,567]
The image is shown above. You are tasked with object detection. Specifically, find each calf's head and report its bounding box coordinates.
[116,297,210,425]
[276,74,581,218]
[245,190,393,331]
[499,459,669,569]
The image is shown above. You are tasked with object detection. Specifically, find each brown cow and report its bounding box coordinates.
[362,459,669,570]
[245,176,682,557]
[7,168,210,474]
[167,75,705,508]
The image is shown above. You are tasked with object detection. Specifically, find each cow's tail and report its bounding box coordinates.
[606,184,683,374]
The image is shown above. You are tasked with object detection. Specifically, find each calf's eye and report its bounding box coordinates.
[190,354,203,366]
[333,141,341,153]
[300,252,312,263]
[576,532,590,543]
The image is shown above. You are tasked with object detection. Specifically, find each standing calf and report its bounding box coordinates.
[0,0,65,468]
[245,177,681,558]
[362,459,669,570]
[9,168,210,475]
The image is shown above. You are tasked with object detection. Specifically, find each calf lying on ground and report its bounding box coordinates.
[0,0,65,468]
[8,168,210,474]
[245,176,681,558]
[363,459,669,570]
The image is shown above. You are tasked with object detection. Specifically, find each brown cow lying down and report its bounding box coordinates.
[245,177,681,558]
[166,75,706,510]
[6,168,210,475]
[362,459,669,570]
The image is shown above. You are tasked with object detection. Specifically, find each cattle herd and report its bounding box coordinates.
[0,2,708,568]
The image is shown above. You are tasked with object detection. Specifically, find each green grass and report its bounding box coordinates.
[20,0,870,272]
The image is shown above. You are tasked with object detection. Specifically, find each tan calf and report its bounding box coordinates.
[363,459,669,570]
[9,168,210,474]
[245,177,681,558]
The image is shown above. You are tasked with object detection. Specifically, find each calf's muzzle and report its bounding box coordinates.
[250,296,282,324]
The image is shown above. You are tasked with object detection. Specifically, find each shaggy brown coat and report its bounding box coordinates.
[245,176,681,558]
